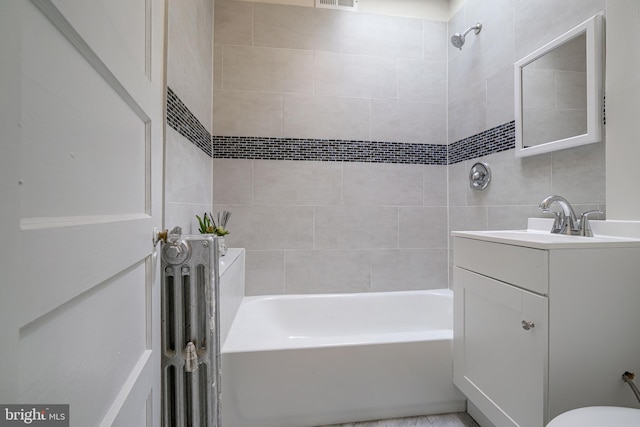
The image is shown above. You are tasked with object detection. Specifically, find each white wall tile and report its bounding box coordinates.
[213,90,283,137]
[487,205,543,230]
[314,206,399,250]
[283,94,370,140]
[218,205,314,250]
[423,165,448,206]
[165,128,212,205]
[371,249,448,291]
[168,0,213,130]
[213,44,223,91]
[197,0,214,50]
[399,207,448,248]
[423,19,447,61]
[371,100,446,144]
[253,160,343,206]
[551,141,605,205]
[245,250,285,296]
[222,45,314,93]
[314,51,398,99]
[253,3,341,51]
[398,60,446,104]
[213,159,252,205]
[449,206,489,234]
[447,161,468,207]
[214,0,253,46]
[343,163,424,206]
[486,65,515,129]
[284,250,371,294]
[341,13,423,59]
[446,50,466,104]
[184,65,213,132]
[166,4,187,97]
[448,82,486,143]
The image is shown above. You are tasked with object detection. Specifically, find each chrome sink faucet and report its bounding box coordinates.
[538,195,601,237]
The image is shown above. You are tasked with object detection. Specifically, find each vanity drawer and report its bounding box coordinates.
[453,237,549,295]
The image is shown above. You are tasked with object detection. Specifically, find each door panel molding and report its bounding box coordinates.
[31,0,150,122]
[20,217,152,325]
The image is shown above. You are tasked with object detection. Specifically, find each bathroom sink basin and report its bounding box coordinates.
[451,229,640,249]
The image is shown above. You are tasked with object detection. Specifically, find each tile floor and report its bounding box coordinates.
[319,412,480,427]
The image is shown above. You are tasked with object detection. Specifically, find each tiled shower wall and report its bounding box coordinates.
[164,0,214,233]
[447,0,606,241]
[211,0,608,294]
[212,0,450,295]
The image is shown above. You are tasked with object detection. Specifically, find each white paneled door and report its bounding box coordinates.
[1,0,165,425]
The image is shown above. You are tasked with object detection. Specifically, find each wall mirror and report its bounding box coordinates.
[515,14,604,157]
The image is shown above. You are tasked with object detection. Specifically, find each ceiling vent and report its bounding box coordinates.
[315,0,358,12]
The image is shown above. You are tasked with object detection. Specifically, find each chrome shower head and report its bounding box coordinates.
[451,22,482,50]
[451,33,466,49]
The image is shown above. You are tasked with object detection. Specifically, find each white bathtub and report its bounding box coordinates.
[221,290,466,427]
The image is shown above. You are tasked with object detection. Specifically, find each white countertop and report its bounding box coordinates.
[451,218,640,249]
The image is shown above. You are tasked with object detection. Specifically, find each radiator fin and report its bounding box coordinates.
[161,235,220,426]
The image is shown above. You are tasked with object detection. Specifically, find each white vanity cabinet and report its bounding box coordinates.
[452,232,640,427]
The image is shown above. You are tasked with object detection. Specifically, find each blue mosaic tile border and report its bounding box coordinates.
[211,136,447,165]
[166,86,515,165]
[448,121,515,164]
[167,87,212,156]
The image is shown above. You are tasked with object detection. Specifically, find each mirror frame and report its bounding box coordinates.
[515,14,604,158]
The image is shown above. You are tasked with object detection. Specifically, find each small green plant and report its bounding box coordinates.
[196,213,214,234]
[196,211,231,236]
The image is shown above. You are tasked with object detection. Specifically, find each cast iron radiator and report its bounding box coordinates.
[161,229,220,426]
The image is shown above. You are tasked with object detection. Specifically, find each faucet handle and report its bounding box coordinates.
[541,208,565,233]
[578,209,602,237]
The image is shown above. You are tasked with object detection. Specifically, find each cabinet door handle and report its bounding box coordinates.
[522,320,535,330]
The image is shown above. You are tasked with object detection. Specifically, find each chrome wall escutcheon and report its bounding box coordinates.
[522,320,535,330]
[469,162,491,191]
